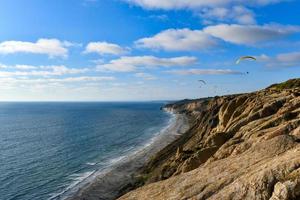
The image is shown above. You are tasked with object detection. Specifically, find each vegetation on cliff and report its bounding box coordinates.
[268,78,300,90]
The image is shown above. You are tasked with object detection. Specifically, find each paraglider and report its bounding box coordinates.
[198,80,206,88]
[198,80,206,84]
[236,56,256,64]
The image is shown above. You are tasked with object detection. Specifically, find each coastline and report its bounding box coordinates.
[61,110,190,200]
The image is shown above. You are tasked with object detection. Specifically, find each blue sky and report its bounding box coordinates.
[0,0,300,101]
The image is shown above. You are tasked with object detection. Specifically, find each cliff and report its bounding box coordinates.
[118,78,300,200]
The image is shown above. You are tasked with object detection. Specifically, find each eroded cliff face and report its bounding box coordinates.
[119,79,300,200]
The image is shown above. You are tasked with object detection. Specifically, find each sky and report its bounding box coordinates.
[0,0,300,101]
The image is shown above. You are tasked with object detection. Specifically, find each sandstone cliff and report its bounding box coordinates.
[119,78,300,200]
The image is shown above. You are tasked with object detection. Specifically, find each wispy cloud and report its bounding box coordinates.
[0,76,115,84]
[148,14,169,21]
[0,39,72,58]
[0,64,89,77]
[258,51,300,68]
[44,76,115,83]
[0,76,116,97]
[134,72,157,80]
[84,42,129,55]
[167,69,245,75]
[97,56,198,72]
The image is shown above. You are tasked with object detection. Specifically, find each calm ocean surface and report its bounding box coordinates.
[0,102,170,200]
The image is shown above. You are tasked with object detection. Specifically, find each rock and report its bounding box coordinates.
[175,147,182,160]
[270,182,293,200]
[118,78,300,200]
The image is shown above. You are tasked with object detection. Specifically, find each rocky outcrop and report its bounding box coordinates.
[118,79,300,200]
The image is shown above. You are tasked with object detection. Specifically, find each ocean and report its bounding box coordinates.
[0,102,174,200]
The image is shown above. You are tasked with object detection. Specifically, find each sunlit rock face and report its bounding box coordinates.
[119,79,300,200]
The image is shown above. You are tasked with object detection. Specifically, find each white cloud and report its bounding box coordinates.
[134,72,157,80]
[97,56,197,72]
[125,0,286,10]
[167,69,244,75]
[99,63,136,72]
[14,65,38,70]
[199,6,256,25]
[0,65,89,77]
[84,42,129,55]
[0,39,70,58]
[135,28,217,51]
[203,24,300,45]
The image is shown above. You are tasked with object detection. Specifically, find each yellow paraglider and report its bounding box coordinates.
[236,56,256,64]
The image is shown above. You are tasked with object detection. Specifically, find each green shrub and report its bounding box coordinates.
[268,78,300,90]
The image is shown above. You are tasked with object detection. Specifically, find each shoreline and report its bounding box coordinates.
[60,110,189,200]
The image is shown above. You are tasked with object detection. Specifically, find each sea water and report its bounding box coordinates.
[0,102,172,200]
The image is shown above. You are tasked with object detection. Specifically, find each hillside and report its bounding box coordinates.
[119,79,300,200]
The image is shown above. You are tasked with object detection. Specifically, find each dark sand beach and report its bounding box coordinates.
[65,112,190,200]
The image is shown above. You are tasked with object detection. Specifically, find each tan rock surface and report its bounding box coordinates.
[119,79,300,200]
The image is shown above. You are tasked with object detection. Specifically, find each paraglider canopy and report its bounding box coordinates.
[198,80,206,84]
[236,56,256,64]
